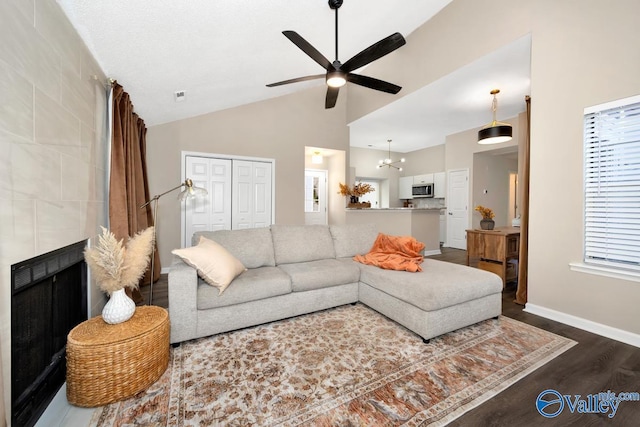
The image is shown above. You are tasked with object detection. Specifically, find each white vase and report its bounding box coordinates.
[102,288,136,324]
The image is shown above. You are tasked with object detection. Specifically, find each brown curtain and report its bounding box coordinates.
[515,96,531,305]
[109,82,160,302]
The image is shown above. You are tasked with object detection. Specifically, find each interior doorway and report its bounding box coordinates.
[356,179,380,208]
[508,172,519,224]
[446,169,469,250]
[304,169,328,225]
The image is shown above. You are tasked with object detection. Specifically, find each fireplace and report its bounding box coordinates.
[11,240,88,427]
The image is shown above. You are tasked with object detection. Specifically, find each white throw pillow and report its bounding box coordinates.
[172,236,246,295]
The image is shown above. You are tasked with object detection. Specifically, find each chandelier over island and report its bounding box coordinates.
[376,139,405,171]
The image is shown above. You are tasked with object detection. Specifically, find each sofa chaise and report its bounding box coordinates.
[168,223,502,344]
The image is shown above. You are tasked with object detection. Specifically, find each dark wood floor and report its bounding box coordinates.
[140,248,640,426]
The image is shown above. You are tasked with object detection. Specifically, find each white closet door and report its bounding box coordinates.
[185,156,231,246]
[232,160,272,229]
[232,161,253,229]
[208,159,232,230]
[252,162,272,228]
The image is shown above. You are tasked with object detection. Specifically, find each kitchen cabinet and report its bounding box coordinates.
[399,176,413,199]
[433,172,446,198]
[413,173,434,184]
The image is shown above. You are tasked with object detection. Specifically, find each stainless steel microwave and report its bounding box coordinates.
[412,183,434,198]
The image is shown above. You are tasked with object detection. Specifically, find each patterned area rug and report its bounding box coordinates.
[90,304,575,426]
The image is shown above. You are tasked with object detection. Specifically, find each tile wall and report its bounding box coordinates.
[0,0,108,420]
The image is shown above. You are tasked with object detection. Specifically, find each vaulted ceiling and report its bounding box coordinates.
[57,0,530,152]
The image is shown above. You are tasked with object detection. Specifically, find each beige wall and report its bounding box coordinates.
[445,115,521,228]
[0,0,108,422]
[347,0,640,337]
[472,152,518,229]
[399,144,445,176]
[146,87,349,268]
[348,146,406,208]
[527,0,640,333]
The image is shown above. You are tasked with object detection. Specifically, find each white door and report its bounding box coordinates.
[184,156,232,247]
[304,169,327,225]
[251,162,272,228]
[232,160,272,229]
[447,169,469,250]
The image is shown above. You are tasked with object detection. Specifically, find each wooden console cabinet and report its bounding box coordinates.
[466,227,520,287]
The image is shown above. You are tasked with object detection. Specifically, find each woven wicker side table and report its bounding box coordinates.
[66,305,170,407]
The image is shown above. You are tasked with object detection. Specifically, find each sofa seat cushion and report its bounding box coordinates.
[271,225,336,264]
[197,266,291,310]
[358,259,502,312]
[278,259,360,292]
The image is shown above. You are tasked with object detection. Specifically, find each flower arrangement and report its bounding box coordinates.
[84,226,155,295]
[474,205,495,220]
[338,182,375,197]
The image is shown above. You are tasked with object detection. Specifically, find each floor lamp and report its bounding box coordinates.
[140,178,208,305]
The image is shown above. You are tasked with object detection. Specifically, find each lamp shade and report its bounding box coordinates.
[477,89,513,145]
[178,178,208,201]
[478,124,513,144]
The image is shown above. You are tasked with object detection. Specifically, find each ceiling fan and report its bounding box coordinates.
[266,0,406,109]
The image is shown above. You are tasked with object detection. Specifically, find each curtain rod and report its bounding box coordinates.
[90,75,116,87]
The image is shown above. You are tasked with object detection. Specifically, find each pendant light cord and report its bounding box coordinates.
[334,7,339,61]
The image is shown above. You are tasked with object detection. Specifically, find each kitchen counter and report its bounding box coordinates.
[345,208,441,255]
[345,207,444,211]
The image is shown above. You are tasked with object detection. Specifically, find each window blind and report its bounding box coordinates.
[583,95,640,271]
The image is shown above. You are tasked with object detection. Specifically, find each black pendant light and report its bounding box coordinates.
[478,89,512,144]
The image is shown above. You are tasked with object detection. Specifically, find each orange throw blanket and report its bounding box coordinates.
[354,233,425,272]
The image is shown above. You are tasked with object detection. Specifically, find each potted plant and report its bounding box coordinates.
[338,182,375,208]
[475,205,495,230]
[84,226,155,324]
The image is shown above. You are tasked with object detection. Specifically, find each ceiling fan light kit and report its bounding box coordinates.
[266,0,406,108]
[478,89,513,144]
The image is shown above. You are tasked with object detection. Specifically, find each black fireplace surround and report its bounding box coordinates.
[11,240,88,427]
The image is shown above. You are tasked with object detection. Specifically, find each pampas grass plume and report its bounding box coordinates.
[84,226,155,295]
[121,227,156,290]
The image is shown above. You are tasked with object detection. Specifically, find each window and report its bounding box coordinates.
[583,95,640,272]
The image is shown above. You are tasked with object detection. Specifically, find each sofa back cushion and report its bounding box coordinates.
[330,223,378,258]
[271,224,336,264]
[192,227,275,268]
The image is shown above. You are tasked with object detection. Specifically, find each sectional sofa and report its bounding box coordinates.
[168,223,502,344]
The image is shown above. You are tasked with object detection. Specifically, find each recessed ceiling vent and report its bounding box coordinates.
[174,90,186,102]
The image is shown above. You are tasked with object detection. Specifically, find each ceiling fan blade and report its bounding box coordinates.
[266,74,325,87]
[347,73,402,94]
[342,32,406,73]
[325,87,339,109]
[283,31,333,71]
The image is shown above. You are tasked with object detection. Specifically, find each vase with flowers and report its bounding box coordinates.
[475,205,495,230]
[84,226,155,324]
[339,182,375,208]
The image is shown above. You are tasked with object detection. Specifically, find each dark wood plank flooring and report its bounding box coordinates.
[140,248,640,426]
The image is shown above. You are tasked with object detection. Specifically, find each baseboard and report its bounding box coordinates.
[524,303,640,348]
[424,249,442,256]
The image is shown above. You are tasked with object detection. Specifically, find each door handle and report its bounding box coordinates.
[448,212,453,215]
